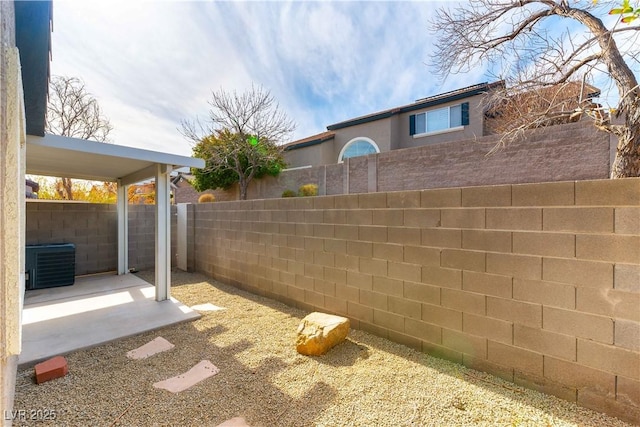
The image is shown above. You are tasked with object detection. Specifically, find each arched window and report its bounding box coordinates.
[338,137,380,163]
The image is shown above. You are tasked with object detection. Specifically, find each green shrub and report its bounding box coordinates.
[198,193,215,203]
[281,189,297,198]
[298,183,318,197]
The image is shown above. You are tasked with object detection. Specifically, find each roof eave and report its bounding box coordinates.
[15,0,53,137]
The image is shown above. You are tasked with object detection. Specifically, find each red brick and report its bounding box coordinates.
[35,356,69,384]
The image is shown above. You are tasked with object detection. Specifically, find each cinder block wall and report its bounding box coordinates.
[26,201,176,275]
[191,178,640,423]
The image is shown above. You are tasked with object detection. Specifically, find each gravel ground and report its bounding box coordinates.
[13,271,632,427]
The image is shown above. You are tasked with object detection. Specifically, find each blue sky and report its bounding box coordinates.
[49,1,631,157]
[50,0,493,156]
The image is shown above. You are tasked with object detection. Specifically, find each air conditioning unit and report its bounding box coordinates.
[25,243,76,290]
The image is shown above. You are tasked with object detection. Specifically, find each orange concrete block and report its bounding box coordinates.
[35,356,68,384]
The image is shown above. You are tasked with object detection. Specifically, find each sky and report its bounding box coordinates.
[48,1,633,158]
[49,0,492,157]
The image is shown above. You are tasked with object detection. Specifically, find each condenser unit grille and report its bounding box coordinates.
[26,244,76,290]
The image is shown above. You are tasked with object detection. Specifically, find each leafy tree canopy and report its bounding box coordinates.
[182,85,294,199]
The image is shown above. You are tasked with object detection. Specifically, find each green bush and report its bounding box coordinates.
[298,183,318,197]
[198,193,215,203]
[281,189,297,198]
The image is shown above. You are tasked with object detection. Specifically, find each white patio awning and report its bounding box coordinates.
[25,134,205,302]
[26,134,203,183]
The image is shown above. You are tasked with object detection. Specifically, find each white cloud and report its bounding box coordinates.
[49,1,512,155]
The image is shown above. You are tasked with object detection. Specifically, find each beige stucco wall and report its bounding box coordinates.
[1,0,26,422]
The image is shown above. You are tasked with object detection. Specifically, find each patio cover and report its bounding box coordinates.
[26,133,205,301]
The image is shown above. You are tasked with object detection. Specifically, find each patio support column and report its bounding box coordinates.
[116,179,129,275]
[155,164,172,301]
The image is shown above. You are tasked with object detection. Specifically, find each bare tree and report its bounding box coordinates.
[181,85,295,200]
[45,76,113,199]
[430,1,640,178]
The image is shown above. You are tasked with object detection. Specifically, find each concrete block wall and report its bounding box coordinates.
[191,178,640,423]
[26,201,176,275]
[215,121,611,200]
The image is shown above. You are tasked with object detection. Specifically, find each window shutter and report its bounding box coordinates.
[409,114,416,135]
[461,102,469,126]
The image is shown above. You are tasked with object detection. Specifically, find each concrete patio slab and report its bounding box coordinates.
[20,274,200,366]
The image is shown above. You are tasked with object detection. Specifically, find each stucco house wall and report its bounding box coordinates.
[284,140,335,169]
[1,1,25,423]
[396,93,486,149]
[284,83,501,169]
[330,116,394,161]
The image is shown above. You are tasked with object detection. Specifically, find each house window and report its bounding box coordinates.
[338,137,379,163]
[410,102,469,136]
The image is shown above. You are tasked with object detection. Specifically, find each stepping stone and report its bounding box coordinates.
[216,417,251,427]
[296,312,350,356]
[35,356,68,384]
[127,337,174,360]
[191,303,226,312]
[153,360,219,393]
